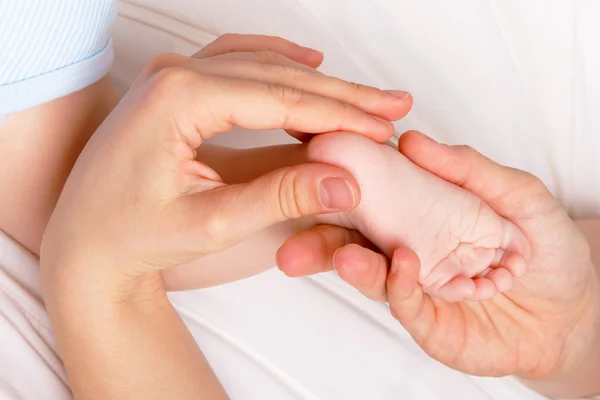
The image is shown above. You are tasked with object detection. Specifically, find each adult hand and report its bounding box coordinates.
[278,131,600,398]
[194,33,411,143]
[41,35,412,297]
[38,36,411,399]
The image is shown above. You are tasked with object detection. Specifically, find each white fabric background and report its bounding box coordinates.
[0,0,116,113]
[2,1,598,399]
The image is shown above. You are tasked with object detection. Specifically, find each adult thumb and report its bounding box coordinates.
[184,162,360,252]
[397,130,554,221]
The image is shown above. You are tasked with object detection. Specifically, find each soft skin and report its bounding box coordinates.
[37,35,411,400]
[278,131,600,399]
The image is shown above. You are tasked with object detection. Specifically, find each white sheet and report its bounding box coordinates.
[1,1,597,399]
[0,231,70,399]
[0,230,545,400]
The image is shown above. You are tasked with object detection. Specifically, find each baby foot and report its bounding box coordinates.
[307,132,530,302]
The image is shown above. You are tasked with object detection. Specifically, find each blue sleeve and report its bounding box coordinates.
[0,0,117,114]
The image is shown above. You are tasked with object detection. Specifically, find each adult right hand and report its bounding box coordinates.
[42,45,411,294]
[191,33,411,143]
[39,37,412,399]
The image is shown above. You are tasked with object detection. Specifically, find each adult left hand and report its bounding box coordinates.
[277,131,600,397]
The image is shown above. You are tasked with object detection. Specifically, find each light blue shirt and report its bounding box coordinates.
[0,0,117,114]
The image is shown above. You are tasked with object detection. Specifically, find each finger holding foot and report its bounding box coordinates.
[277,225,371,277]
[386,247,436,343]
[333,243,389,301]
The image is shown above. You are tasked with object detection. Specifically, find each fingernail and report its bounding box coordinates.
[302,46,324,56]
[319,177,356,210]
[384,90,410,99]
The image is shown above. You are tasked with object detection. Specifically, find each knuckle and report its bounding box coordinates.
[257,61,284,76]
[347,81,368,96]
[273,168,310,219]
[270,63,306,82]
[513,169,552,203]
[141,53,187,78]
[283,65,308,82]
[146,66,193,100]
[201,213,230,249]
[264,35,289,48]
[266,82,285,101]
[267,83,304,106]
[253,50,282,64]
[142,67,213,147]
[517,170,543,188]
[334,98,355,116]
[268,35,286,43]
[257,56,314,79]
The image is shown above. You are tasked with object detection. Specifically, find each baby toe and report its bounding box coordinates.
[502,252,528,278]
[486,268,513,292]
[428,276,476,302]
[467,278,497,301]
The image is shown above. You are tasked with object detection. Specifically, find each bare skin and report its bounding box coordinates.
[168,132,529,304]
[0,75,119,254]
[34,34,410,400]
[307,132,530,301]
[278,131,600,399]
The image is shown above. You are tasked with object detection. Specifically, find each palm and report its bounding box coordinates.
[412,204,597,378]
[419,294,563,377]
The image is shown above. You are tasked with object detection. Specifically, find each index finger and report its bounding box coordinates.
[145,68,395,146]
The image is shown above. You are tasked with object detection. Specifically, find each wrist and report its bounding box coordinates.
[520,266,600,398]
[40,243,166,311]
